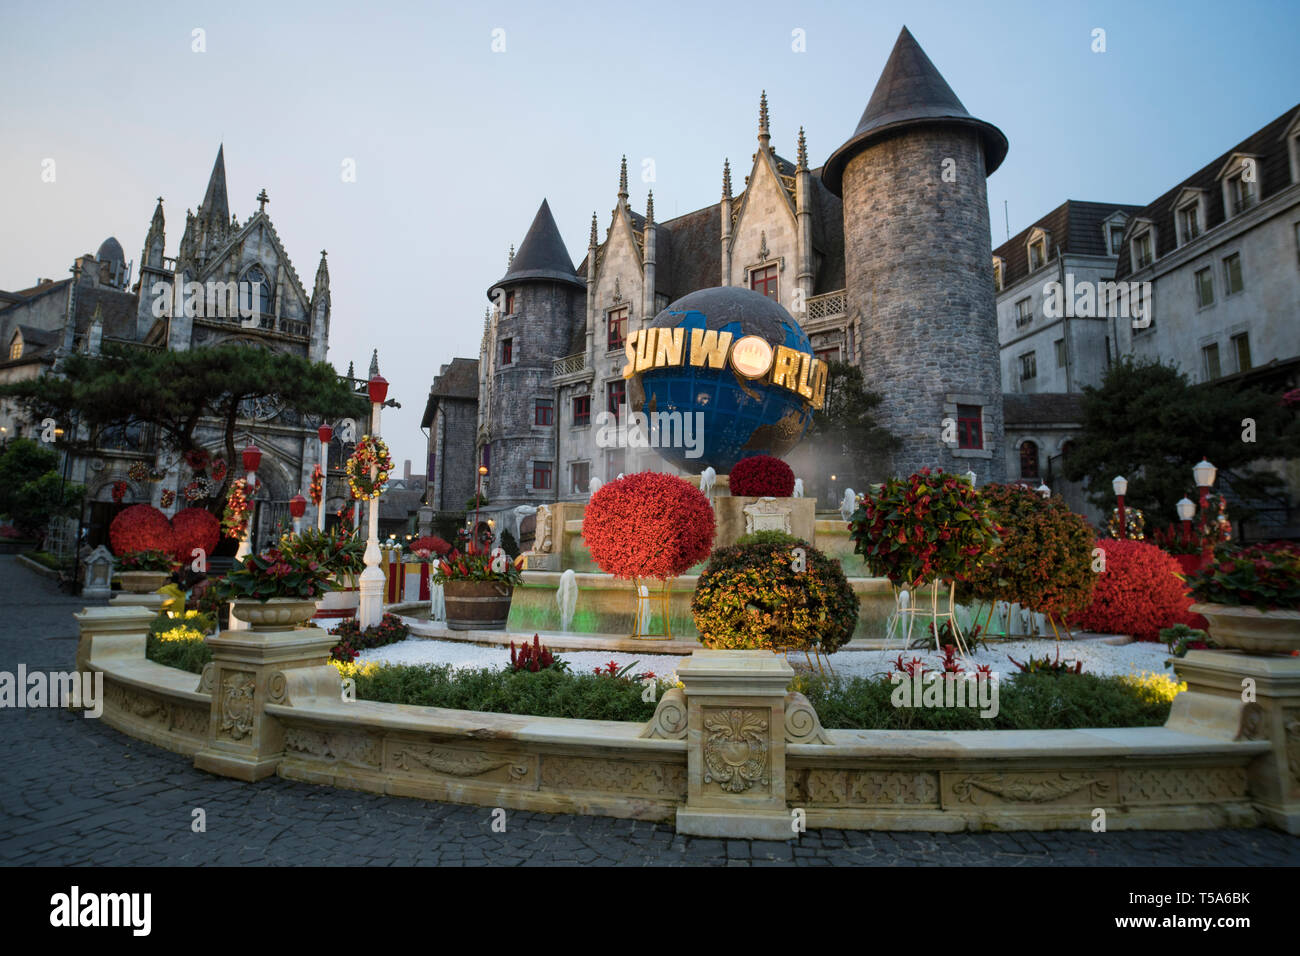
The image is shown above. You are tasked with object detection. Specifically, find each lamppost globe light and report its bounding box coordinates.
[241,443,263,473]
[1176,497,1196,521]
[1193,458,1217,488]
[478,465,488,476]
[289,495,307,519]
[317,423,334,443]
[1111,475,1128,497]
[367,374,389,405]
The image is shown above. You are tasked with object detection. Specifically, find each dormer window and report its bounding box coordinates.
[1131,229,1154,271]
[1101,210,1130,256]
[1108,224,1125,255]
[1028,238,1045,271]
[992,257,1004,293]
[1227,171,1255,215]
[1218,153,1262,219]
[1178,203,1201,243]
[7,334,21,360]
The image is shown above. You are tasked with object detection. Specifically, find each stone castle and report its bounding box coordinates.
[469,27,1008,519]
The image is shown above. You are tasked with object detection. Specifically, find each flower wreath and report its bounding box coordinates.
[127,461,152,483]
[309,464,324,506]
[183,448,211,472]
[345,435,392,501]
[183,481,204,502]
[222,477,256,540]
[111,480,129,504]
[160,489,177,508]
[209,458,228,483]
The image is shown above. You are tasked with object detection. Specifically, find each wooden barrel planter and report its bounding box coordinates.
[443,580,514,630]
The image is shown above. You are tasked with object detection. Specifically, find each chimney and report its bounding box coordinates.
[404,459,412,481]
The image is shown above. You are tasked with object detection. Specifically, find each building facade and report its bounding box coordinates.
[467,27,1010,519]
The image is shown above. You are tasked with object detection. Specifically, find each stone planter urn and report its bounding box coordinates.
[231,597,321,632]
[443,580,513,631]
[1189,603,1300,655]
[119,571,170,594]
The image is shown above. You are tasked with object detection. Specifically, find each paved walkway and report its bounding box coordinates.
[1,556,1296,866]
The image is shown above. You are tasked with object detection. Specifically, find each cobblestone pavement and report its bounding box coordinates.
[1,557,1297,866]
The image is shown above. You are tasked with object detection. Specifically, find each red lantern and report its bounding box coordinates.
[289,494,307,518]
[367,374,389,405]
[317,423,334,443]
[241,443,262,473]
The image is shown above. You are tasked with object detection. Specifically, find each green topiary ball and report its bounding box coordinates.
[691,532,859,653]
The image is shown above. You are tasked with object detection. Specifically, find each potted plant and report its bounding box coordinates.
[1186,542,1300,654]
[278,526,365,622]
[117,549,176,593]
[433,535,525,630]
[849,469,1000,652]
[211,545,335,631]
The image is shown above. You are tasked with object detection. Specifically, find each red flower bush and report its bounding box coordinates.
[728,454,795,497]
[1068,539,1201,641]
[109,505,174,557]
[171,507,220,566]
[583,471,715,579]
[411,535,451,557]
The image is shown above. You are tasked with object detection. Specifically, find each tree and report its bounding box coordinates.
[801,361,899,498]
[0,438,83,536]
[0,344,368,515]
[1061,357,1298,526]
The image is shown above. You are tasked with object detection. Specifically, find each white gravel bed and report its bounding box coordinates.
[359,635,1177,681]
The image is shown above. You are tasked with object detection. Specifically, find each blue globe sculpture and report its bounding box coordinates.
[632,286,817,474]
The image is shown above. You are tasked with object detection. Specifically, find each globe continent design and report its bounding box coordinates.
[635,287,816,474]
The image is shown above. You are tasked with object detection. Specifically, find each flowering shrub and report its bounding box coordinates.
[583,471,715,580]
[210,546,335,602]
[280,526,366,578]
[961,484,1095,618]
[1068,539,1200,641]
[410,535,451,559]
[433,538,525,584]
[508,634,568,673]
[170,507,219,566]
[1008,647,1083,675]
[890,646,994,679]
[591,659,656,683]
[1185,542,1300,612]
[118,549,176,572]
[692,531,859,653]
[848,469,1000,588]
[109,504,174,557]
[328,612,409,653]
[728,454,795,497]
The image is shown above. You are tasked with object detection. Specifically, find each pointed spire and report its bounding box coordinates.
[589,212,599,249]
[490,199,584,295]
[314,249,329,290]
[758,91,770,147]
[507,244,515,268]
[369,349,380,378]
[797,127,808,170]
[347,360,355,379]
[200,145,229,224]
[150,196,165,230]
[822,26,1008,194]
[645,190,654,226]
[618,155,629,201]
[722,159,732,200]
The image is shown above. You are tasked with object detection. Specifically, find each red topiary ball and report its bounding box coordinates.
[170,507,220,566]
[108,504,174,557]
[729,454,795,497]
[1067,538,1201,641]
[583,471,715,579]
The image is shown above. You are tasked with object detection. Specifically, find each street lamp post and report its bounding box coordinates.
[358,374,388,629]
[1112,475,1128,539]
[1193,458,1218,562]
[316,423,333,531]
[290,494,307,534]
[229,443,262,632]
[474,464,488,541]
[1176,497,1196,546]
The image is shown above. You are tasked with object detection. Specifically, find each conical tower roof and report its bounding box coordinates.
[822,27,1007,195]
[487,199,583,295]
[200,145,230,222]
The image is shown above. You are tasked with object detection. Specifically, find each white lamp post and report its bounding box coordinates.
[1112,475,1128,539]
[1176,497,1195,544]
[316,423,333,531]
[1193,458,1217,507]
[229,443,262,632]
[358,374,388,628]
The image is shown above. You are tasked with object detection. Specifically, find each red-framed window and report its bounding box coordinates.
[608,308,628,352]
[532,460,552,490]
[957,404,983,450]
[606,380,626,421]
[750,264,778,300]
[505,290,516,315]
[572,395,591,427]
[501,338,513,365]
[534,398,554,426]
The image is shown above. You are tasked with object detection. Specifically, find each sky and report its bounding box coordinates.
[2,0,1298,470]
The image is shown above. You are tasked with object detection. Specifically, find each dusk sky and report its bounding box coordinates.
[3,0,1298,468]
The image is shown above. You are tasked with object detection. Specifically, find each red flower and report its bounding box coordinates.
[729,455,796,497]
[583,472,715,580]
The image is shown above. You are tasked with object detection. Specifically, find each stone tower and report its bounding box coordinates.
[823,26,1009,482]
[480,199,585,507]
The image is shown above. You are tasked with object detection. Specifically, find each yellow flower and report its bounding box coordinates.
[328,659,380,680]
[1120,669,1186,705]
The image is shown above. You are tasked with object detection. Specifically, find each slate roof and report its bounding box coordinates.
[96,236,125,265]
[1113,104,1300,281]
[421,357,480,428]
[1003,392,1084,426]
[993,200,1144,288]
[822,26,1008,195]
[489,199,584,293]
[74,287,139,340]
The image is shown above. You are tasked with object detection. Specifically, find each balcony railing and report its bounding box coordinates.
[805,290,846,322]
[552,352,587,380]
[194,311,311,340]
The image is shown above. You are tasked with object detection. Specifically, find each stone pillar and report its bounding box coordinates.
[1169,649,1300,834]
[193,625,340,782]
[110,591,165,612]
[74,605,158,674]
[675,650,795,840]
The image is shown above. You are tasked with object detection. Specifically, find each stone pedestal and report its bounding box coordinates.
[193,625,340,782]
[1170,649,1300,834]
[109,592,165,611]
[675,650,795,840]
[713,496,817,550]
[74,605,158,674]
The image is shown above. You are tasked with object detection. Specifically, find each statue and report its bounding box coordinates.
[588,476,603,497]
[792,478,803,498]
[699,467,716,498]
[839,488,857,524]
[534,504,553,554]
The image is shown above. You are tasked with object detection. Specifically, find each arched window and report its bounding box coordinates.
[240,265,275,315]
[1019,441,1040,479]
